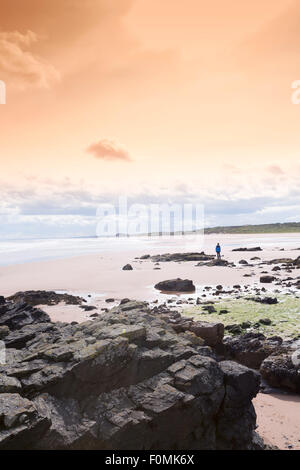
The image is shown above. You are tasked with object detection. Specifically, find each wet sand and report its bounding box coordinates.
[254,393,300,450]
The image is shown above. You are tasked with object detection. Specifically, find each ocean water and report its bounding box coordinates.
[0,233,299,267]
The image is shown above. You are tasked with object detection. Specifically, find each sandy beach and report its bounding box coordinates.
[0,232,299,449]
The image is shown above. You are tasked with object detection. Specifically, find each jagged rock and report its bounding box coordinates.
[154,278,195,292]
[0,301,50,331]
[222,333,283,369]
[0,298,262,450]
[7,291,84,306]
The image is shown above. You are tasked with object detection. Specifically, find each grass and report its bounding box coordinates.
[204,222,300,234]
[182,295,300,339]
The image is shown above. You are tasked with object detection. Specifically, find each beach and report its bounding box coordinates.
[0,232,299,449]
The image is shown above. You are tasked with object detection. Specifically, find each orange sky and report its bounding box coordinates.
[1,0,300,235]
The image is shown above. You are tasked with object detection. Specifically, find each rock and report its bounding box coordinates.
[0,301,51,331]
[260,342,300,392]
[217,361,261,450]
[225,324,243,335]
[196,259,234,267]
[0,298,263,450]
[239,260,248,265]
[292,256,300,266]
[0,376,22,393]
[0,326,10,339]
[140,255,150,259]
[259,318,272,326]
[154,278,195,292]
[219,309,229,314]
[151,252,214,263]
[249,297,278,305]
[7,291,84,306]
[232,247,262,252]
[79,305,96,311]
[122,264,133,271]
[260,276,275,283]
[189,321,224,347]
[216,285,223,291]
[202,305,217,314]
[223,333,283,369]
[0,393,50,449]
[105,298,115,303]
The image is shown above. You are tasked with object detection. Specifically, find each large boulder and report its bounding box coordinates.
[0,298,262,450]
[154,278,195,292]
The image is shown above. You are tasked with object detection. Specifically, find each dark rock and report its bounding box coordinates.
[202,305,217,314]
[225,324,243,335]
[260,276,275,283]
[196,259,234,267]
[0,301,51,332]
[79,305,97,312]
[260,345,300,393]
[223,333,283,369]
[154,278,195,292]
[0,298,263,450]
[122,264,133,271]
[7,291,84,306]
[239,260,248,265]
[246,296,278,305]
[259,318,272,326]
[232,247,262,252]
[151,252,214,263]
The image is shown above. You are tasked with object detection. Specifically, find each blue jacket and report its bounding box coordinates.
[216,245,221,253]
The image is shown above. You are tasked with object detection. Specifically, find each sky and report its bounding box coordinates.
[1,0,300,238]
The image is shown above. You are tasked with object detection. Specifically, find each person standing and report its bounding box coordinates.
[216,243,221,259]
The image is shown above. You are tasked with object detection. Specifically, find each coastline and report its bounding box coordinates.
[0,232,299,450]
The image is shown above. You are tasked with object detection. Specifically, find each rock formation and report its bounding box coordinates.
[0,297,263,450]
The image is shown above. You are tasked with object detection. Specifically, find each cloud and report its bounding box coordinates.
[0,30,60,89]
[87,139,131,161]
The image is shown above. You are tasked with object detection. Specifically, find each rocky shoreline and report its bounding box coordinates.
[0,294,268,450]
[0,251,299,450]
